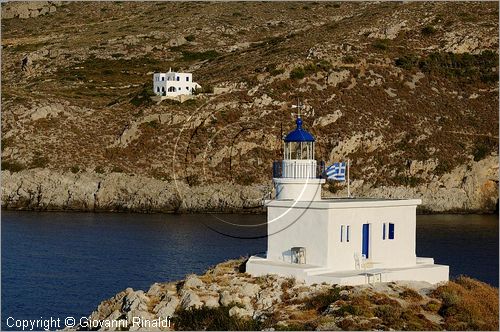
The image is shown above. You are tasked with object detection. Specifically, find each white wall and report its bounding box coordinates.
[328,205,417,271]
[274,178,324,201]
[267,206,330,267]
[266,200,419,272]
[152,72,198,96]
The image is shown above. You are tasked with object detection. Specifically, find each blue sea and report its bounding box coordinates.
[1,211,498,330]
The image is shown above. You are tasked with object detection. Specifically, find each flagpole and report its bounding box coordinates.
[347,159,350,198]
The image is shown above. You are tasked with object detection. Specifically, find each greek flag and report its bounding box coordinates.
[326,162,346,181]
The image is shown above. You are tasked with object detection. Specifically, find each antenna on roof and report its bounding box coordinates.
[291,98,304,118]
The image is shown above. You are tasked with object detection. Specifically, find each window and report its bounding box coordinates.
[340,225,350,242]
[176,76,180,81]
[383,223,386,240]
[186,87,189,90]
[162,77,165,81]
[388,223,395,239]
[156,86,160,93]
[186,76,189,81]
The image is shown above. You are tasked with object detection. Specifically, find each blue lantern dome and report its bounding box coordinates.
[284,118,315,142]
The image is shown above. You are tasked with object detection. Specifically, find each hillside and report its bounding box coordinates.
[1,1,499,213]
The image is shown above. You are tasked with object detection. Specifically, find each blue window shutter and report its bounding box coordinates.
[389,223,395,239]
[383,223,386,240]
[346,225,350,242]
[340,225,343,242]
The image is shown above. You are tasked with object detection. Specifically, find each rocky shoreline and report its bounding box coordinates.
[73,259,498,331]
[1,155,498,214]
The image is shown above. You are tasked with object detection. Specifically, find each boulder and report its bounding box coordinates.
[180,290,203,309]
[228,306,254,318]
[327,70,350,87]
[122,290,150,312]
[184,275,205,289]
[239,283,260,298]
[220,290,242,307]
[154,295,180,318]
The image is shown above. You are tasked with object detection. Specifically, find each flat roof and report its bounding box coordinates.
[266,197,422,209]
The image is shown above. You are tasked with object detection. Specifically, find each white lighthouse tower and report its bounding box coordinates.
[246,111,449,286]
[273,116,325,202]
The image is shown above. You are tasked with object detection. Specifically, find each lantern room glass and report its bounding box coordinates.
[284,141,314,160]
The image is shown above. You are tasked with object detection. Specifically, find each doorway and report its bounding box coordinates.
[362,224,370,258]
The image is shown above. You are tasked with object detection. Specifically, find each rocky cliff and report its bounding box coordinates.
[1,1,498,213]
[1,154,498,213]
[73,259,498,331]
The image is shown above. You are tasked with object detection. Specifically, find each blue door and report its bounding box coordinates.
[362,224,370,258]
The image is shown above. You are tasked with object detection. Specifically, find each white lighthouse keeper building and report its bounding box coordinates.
[246,115,449,286]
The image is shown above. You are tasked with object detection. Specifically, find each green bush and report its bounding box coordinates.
[303,287,342,312]
[173,306,260,330]
[146,120,159,129]
[70,166,80,174]
[130,84,155,107]
[395,55,418,70]
[423,300,442,312]
[290,61,331,80]
[185,34,196,42]
[111,166,124,173]
[1,160,25,172]
[472,138,494,161]
[375,304,402,326]
[30,152,49,168]
[186,174,200,186]
[396,51,499,82]
[372,39,390,50]
[421,25,437,35]
[94,166,105,174]
[343,55,357,64]
[399,288,423,301]
[290,67,305,79]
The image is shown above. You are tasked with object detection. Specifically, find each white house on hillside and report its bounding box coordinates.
[153,69,201,97]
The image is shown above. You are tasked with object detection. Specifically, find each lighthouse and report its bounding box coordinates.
[246,111,449,286]
[272,116,325,202]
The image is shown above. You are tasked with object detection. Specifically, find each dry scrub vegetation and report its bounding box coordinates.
[172,260,499,331]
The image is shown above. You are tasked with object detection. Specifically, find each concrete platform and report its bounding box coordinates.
[246,256,449,286]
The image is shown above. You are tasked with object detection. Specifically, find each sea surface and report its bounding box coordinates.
[1,211,498,329]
